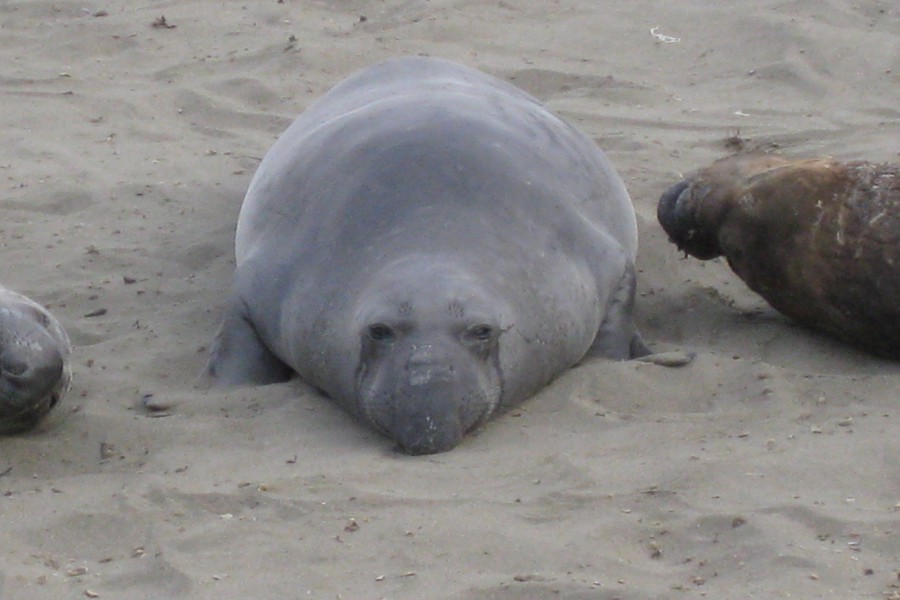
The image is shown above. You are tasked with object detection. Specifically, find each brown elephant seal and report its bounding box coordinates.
[0,285,72,433]
[206,57,650,454]
[658,153,900,357]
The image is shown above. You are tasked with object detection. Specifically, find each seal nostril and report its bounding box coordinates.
[367,323,395,342]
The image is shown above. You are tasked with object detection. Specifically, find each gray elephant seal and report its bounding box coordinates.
[207,57,648,454]
[0,285,72,434]
[658,153,900,358]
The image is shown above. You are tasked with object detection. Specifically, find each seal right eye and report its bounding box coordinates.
[367,323,395,342]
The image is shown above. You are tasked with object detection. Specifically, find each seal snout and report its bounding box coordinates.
[357,331,501,455]
[390,388,465,455]
[657,178,722,260]
[393,411,464,456]
[656,178,691,239]
[406,348,455,387]
[392,354,464,455]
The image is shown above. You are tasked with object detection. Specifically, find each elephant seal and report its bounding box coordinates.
[207,57,649,454]
[0,285,72,434]
[658,153,900,357]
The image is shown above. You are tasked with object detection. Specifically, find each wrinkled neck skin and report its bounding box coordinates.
[350,255,509,454]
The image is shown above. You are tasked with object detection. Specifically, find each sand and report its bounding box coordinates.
[1,1,898,598]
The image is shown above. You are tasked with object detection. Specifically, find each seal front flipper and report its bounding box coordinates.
[587,265,693,365]
[206,300,292,386]
[589,263,649,360]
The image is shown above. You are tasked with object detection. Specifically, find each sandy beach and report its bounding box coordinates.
[1,1,898,598]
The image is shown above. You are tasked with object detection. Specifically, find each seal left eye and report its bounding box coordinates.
[467,324,494,342]
[367,323,395,342]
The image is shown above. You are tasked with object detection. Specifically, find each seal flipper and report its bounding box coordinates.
[588,262,649,360]
[206,301,293,386]
[587,265,694,366]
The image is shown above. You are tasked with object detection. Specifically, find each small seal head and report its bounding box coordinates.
[0,288,72,434]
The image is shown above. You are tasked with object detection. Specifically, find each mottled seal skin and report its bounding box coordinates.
[207,57,648,454]
[658,153,900,357]
[0,285,72,434]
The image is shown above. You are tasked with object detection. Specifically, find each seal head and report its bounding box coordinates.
[0,287,72,434]
[658,153,900,357]
[353,257,506,454]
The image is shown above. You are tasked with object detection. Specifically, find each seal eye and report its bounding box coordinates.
[367,323,395,342]
[466,324,494,342]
